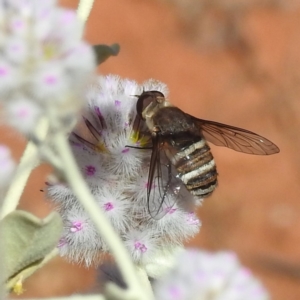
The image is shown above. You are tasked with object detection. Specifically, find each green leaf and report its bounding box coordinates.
[93,43,120,65]
[6,248,59,295]
[0,210,63,292]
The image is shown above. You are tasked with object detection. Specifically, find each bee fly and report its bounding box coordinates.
[132,91,280,219]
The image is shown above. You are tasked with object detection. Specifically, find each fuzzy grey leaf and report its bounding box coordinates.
[0,210,62,281]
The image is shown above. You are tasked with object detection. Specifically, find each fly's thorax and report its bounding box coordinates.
[151,106,197,135]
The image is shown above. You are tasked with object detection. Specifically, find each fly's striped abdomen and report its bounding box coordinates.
[172,137,218,198]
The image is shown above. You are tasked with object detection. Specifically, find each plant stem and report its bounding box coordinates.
[135,266,154,298]
[0,118,48,219]
[77,0,95,25]
[53,129,152,300]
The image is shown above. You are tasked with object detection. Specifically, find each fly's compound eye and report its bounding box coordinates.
[136,91,165,119]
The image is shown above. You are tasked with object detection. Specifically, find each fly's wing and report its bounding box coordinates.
[130,113,152,147]
[147,135,183,219]
[189,116,280,155]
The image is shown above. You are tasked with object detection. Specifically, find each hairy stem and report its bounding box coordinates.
[135,266,154,298]
[77,0,95,25]
[0,118,48,219]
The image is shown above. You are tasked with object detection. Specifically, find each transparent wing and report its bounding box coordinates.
[147,135,183,219]
[189,116,280,155]
[130,113,152,147]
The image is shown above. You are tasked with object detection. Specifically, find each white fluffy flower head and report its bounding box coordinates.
[47,75,202,268]
[154,249,270,300]
[0,0,95,135]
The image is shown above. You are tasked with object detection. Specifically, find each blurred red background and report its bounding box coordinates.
[5,0,300,299]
